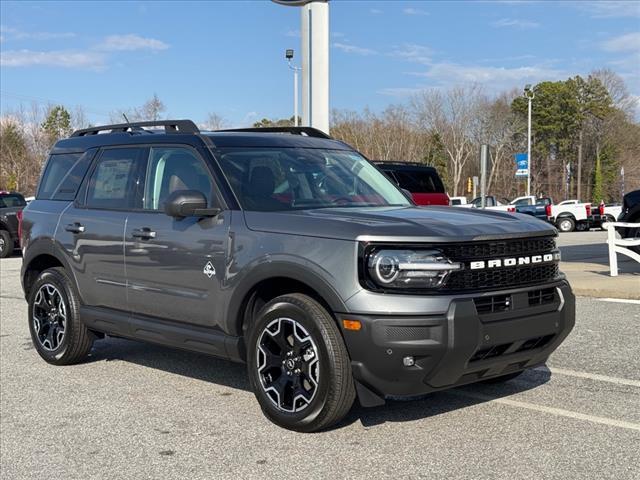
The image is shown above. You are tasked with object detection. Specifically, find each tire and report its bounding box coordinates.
[247,293,355,432]
[481,371,524,384]
[556,217,575,233]
[27,267,94,365]
[623,217,640,254]
[0,230,12,258]
[600,215,616,231]
[575,221,589,232]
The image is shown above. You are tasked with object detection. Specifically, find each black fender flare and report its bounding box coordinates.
[21,237,80,300]
[224,260,349,337]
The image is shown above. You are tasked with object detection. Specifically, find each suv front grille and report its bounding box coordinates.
[446,264,559,291]
[440,237,556,260]
[440,236,559,291]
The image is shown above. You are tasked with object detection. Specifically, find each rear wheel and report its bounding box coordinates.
[247,293,355,432]
[0,230,12,258]
[575,221,589,232]
[556,217,575,233]
[28,267,94,365]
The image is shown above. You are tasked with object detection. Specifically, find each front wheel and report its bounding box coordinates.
[247,294,355,432]
[556,217,575,233]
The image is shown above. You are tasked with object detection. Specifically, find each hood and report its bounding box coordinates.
[243,206,557,242]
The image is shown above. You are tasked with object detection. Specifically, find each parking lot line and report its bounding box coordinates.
[449,390,640,432]
[598,298,640,305]
[537,366,640,388]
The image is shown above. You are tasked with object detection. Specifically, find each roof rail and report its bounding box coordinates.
[216,126,331,139]
[71,120,199,137]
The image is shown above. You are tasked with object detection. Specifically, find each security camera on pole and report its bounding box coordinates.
[273,0,330,134]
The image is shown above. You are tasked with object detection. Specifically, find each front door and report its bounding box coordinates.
[125,146,229,327]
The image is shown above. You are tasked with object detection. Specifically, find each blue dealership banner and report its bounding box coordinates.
[515,153,529,177]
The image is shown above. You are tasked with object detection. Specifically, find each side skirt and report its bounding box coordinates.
[80,305,245,363]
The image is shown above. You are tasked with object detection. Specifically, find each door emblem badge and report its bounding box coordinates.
[203,261,216,278]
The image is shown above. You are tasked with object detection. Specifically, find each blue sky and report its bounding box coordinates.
[1,1,639,126]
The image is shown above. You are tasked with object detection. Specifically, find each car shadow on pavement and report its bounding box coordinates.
[87,335,552,430]
[87,336,252,392]
[336,367,551,430]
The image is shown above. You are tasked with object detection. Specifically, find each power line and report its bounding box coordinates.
[0,90,112,119]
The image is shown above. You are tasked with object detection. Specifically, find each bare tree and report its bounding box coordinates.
[475,90,525,194]
[412,85,483,196]
[141,93,166,121]
[202,112,228,131]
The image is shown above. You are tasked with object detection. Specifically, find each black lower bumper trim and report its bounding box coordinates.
[340,282,575,404]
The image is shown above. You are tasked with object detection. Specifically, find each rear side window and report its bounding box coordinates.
[85,148,145,210]
[37,153,84,200]
[0,193,26,208]
[390,169,444,194]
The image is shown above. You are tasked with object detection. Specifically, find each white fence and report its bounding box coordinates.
[604,222,640,277]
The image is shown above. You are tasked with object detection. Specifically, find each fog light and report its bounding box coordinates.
[403,356,415,367]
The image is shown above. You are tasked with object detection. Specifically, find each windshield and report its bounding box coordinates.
[215,147,411,211]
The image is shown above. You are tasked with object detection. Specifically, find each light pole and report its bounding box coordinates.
[524,84,535,197]
[285,49,301,126]
[273,0,330,133]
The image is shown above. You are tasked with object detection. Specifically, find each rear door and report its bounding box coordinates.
[57,147,146,311]
[124,145,229,328]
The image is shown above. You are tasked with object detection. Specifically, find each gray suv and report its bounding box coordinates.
[21,120,575,432]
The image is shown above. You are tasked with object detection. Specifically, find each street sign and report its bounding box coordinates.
[515,153,529,177]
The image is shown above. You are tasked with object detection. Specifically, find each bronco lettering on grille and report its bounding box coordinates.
[469,252,560,270]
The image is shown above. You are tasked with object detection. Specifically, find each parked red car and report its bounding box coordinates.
[374,161,449,206]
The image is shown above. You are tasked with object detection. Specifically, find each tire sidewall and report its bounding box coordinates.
[557,218,574,232]
[28,269,80,363]
[247,299,335,430]
[0,230,11,258]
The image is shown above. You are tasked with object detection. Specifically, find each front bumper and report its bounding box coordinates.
[339,281,575,405]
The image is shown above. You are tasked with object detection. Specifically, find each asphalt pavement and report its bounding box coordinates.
[1,256,639,480]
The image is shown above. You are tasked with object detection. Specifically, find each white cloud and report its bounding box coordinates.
[601,32,640,52]
[332,42,377,56]
[390,44,434,65]
[0,49,106,69]
[0,26,76,40]
[403,7,429,16]
[491,18,540,29]
[422,62,566,87]
[370,9,383,14]
[377,87,425,97]
[285,29,301,38]
[96,34,169,52]
[579,1,640,18]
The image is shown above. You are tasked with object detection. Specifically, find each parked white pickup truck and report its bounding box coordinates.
[551,201,592,232]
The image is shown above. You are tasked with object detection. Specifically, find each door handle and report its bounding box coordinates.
[64,222,85,234]
[131,227,156,239]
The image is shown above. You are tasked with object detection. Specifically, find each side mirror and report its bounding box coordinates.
[164,190,220,218]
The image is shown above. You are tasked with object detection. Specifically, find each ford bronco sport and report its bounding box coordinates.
[21,120,575,432]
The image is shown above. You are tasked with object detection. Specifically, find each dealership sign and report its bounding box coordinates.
[515,153,529,177]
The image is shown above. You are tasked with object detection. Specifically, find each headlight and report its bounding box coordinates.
[366,249,462,290]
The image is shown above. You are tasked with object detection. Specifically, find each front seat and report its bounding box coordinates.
[243,166,284,211]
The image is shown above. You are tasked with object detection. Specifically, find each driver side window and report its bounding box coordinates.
[143,147,214,211]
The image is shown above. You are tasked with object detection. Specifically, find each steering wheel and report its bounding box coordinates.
[331,197,352,205]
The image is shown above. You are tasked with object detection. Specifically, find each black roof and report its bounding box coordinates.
[53,121,352,154]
